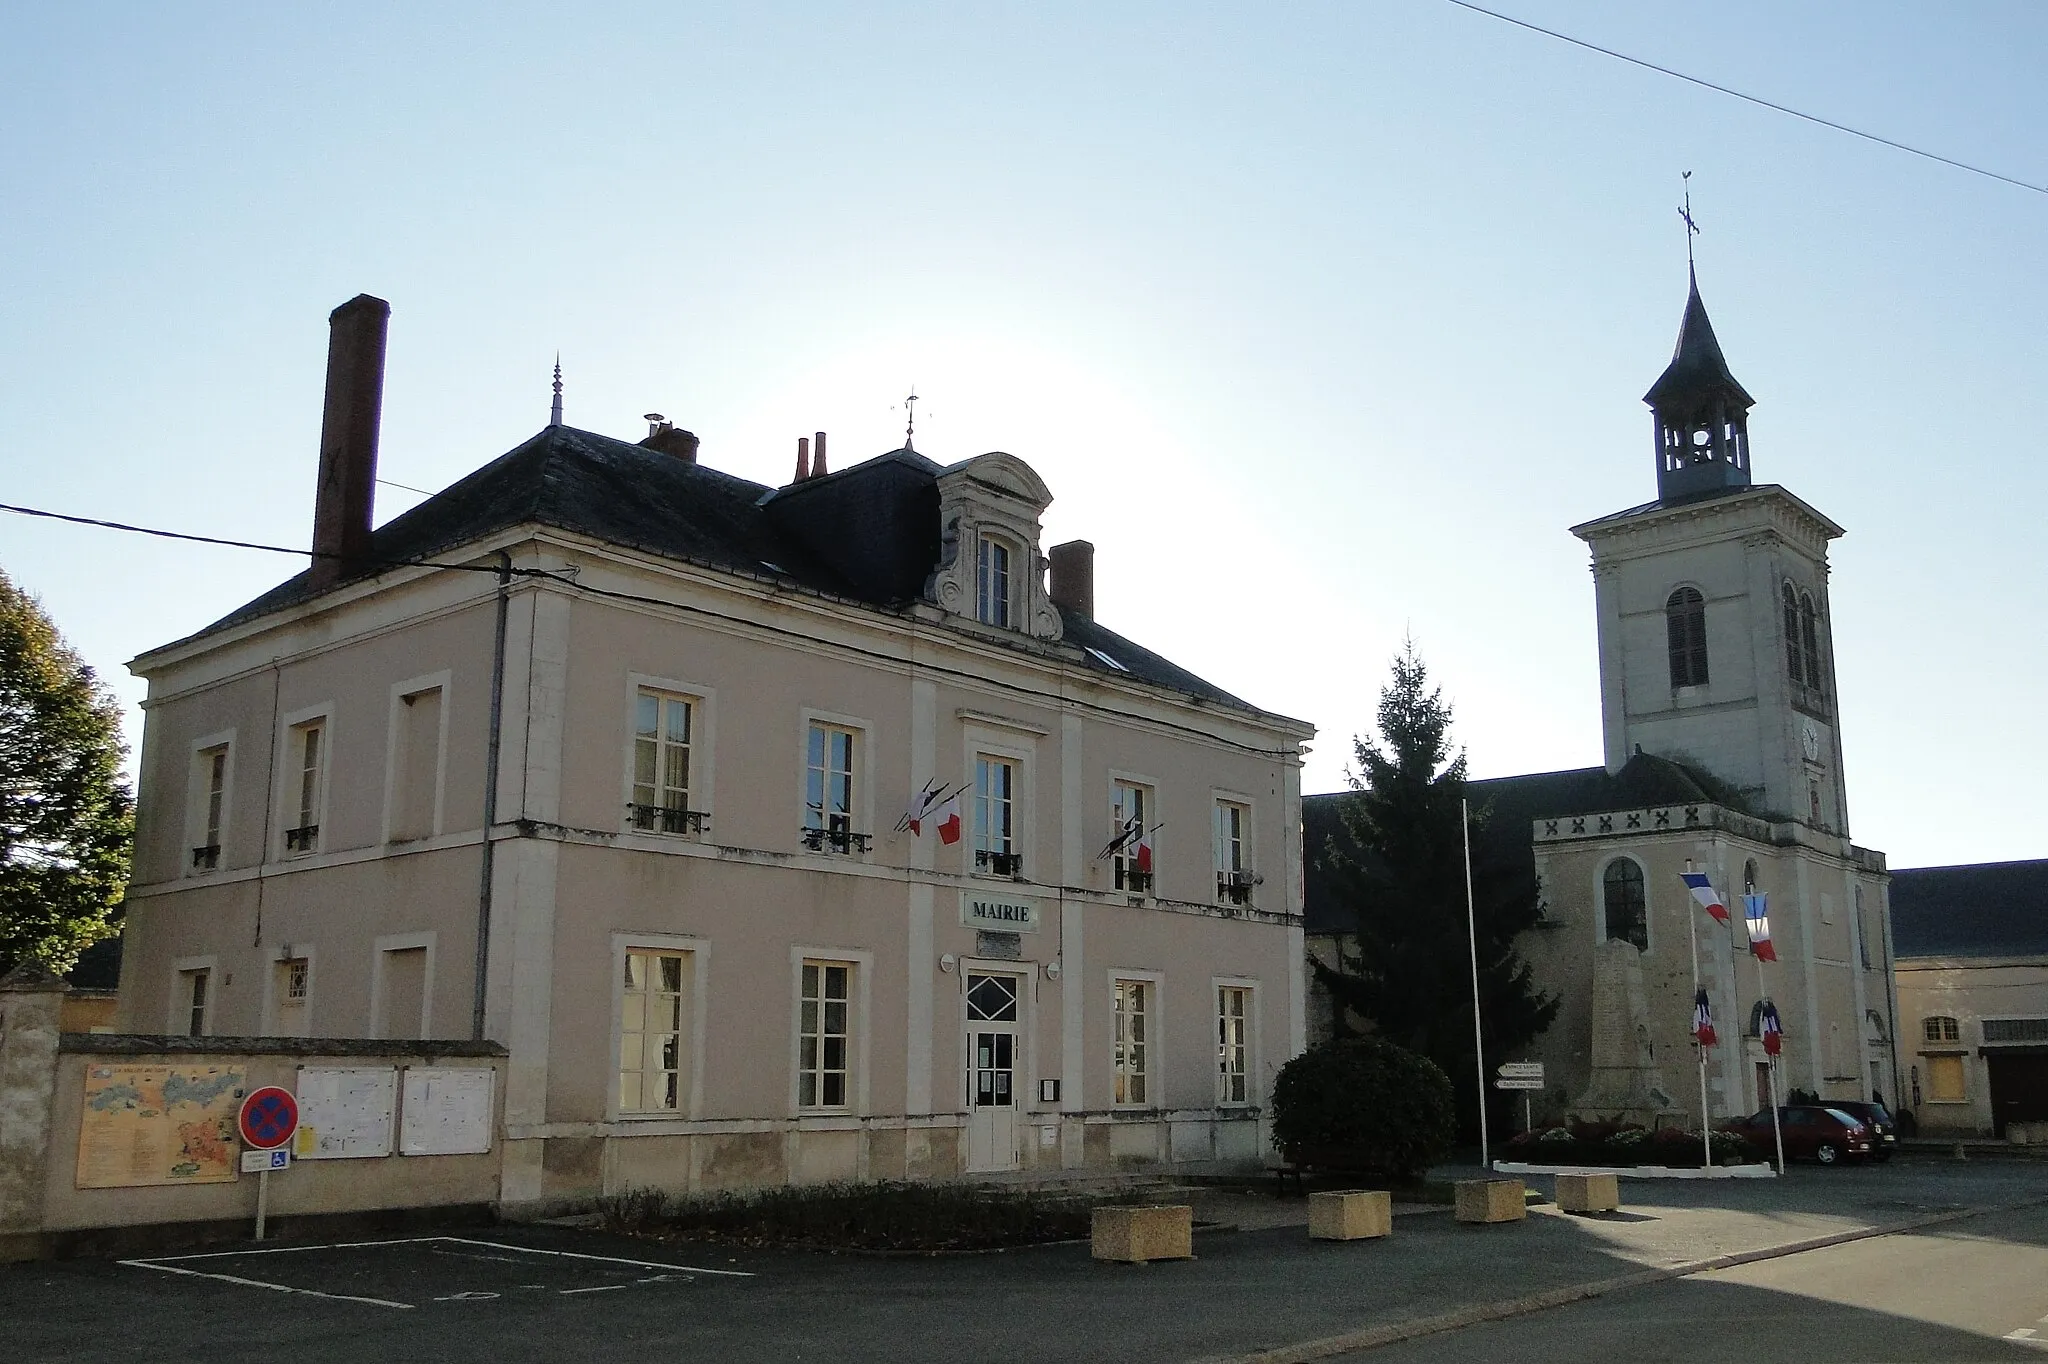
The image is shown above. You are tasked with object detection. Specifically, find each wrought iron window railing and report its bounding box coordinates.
[283,825,320,853]
[627,803,708,836]
[976,849,1024,877]
[190,844,221,871]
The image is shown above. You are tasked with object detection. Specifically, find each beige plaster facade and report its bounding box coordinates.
[118,411,1312,1210]
[1895,956,2048,1137]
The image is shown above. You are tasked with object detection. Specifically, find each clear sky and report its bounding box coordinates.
[3,3,2042,870]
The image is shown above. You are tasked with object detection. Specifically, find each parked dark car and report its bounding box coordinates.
[1720,1105,1875,1165]
[1824,1101,1898,1161]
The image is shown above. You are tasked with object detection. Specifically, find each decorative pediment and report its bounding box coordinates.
[929,453,1061,640]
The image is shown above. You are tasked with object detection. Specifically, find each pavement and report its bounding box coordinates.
[4,1157,2044,1363]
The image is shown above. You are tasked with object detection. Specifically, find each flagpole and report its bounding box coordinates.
[1759,953,1785,1175]
[1462,797,1488,1172]
[1688,900,1712,1171]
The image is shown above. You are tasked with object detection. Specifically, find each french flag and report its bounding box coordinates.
[934,791,962,845]
[1680,871,1731,925]
[1744,893,1778,962]
[1692,990,1718,1047]
[1759,1000,1784,1056]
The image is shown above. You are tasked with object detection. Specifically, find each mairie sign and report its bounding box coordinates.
[962,892,1040,933]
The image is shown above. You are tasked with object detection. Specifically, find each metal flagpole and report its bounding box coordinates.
[1462,798,1489,1172]
[1688,900,1712,1170]
[1759,954,1786,1175]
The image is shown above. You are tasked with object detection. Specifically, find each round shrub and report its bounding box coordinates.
[1270,1037,1458,1179]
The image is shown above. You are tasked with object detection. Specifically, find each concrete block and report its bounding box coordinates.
[1308,1189,1392,1241]
[1554,1172,1620,1213]
[1092,1204,1193,1262]
[1454,1179,1526,1225]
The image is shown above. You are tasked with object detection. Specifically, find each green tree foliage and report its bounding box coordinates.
[1270,1036,1457,1178]
[1313,640,1558,1138]
[0,569,132,974]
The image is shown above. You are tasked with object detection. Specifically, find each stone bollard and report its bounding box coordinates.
[1308,1189,1393,1241]
[1092,1205,1194,1263]
[1454,1178,1526,1225]
[1554,1172,1620,1214]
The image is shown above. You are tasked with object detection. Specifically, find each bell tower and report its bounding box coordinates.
[1574,271,1852,837]
[1646,269,1754,503]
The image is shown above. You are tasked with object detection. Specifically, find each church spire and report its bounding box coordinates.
[1644,271,1755,503]
[550,354,564,427]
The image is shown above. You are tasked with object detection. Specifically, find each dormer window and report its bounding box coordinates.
[976,534,1013,628]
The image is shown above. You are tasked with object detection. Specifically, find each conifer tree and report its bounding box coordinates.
[1312,640,1557,1137]
[0,568,132,974]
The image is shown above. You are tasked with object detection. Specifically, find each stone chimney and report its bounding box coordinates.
[1048,540,1095,619]
[308,294,390,590]
[639,415,700,463]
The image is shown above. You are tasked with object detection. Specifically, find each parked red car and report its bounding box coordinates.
[1720,1105,1875,1165]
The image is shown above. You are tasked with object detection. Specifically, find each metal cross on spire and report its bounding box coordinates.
[1678,170,1701,269]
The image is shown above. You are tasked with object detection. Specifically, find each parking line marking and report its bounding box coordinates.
[138,1236,447,1262]
[119,1258,415,1310]
[560,1284,631,1295]
[434,1236,753,1278]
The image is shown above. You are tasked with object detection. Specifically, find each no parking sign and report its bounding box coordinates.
[239,1087,299,1150]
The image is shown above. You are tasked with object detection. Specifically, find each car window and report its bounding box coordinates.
[1784,1109,1811,1126]
[1823,1108,1858,1126]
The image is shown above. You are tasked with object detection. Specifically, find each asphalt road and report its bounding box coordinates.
[4,1158,2043,1363]
[1357,1199,2048,1363]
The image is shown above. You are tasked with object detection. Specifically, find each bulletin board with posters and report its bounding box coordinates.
[292,1066,398,1160]
[398,1067,495,1156]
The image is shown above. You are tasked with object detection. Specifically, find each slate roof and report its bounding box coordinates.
[1890,859,2048,960]
[1643,272,1755,411]
[179,425,1251,711]
[1302,752,1724,935]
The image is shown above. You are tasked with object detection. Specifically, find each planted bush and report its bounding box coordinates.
[1271,1036,1457,1179]
[596,1181,1116,1253]
[1502,1121,1759,1168]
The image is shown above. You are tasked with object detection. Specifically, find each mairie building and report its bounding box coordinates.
[117,295,1313,1209]
[1307,270,1899,1128]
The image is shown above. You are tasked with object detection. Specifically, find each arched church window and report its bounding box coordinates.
[1782,582,1805,685]
[1665,587,1708,687]
[1601,859,1648,951]
[1799,592,1823,691]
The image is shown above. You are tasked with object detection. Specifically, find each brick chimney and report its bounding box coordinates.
[793,436,810,483]
[639,415,700,463]
[811,430,828,477]
[308,294,390,590]
[1048,540,1095,619]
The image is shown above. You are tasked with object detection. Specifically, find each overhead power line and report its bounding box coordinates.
[0,501,504,576]
[1440,0,2047,197]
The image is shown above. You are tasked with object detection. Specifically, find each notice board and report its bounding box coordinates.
[294,1067,397,1159]
[76,1064,243,1189]
[399,1067,495,1156]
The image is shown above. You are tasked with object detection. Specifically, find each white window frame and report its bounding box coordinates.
[1109,968,1164,1109]
[962,722,1036,880]
[369,931,436,1039]
[610,934,711,1119]
[798,709,872,857]
[621,674,717,838]
[1212,790,1255,905]
[1214,977,1258,1108]
[261,943,317,1035]
[1108,773,1157,894]
[185,729,235,875]
[789,946,874,1118]
[169,954,219,1036]
[975,532,1016,628]
[382,669,451,844]
[276,702,334,858]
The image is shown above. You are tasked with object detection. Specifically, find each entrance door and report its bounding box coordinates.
[964,972,1021,1172]
[1987,1053,2048,1137]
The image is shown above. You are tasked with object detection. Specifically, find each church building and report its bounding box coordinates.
[1307,269,1898,1128]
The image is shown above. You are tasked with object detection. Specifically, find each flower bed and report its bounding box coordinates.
[597,1181,1122,1254]
[1503,1123,1758,1169]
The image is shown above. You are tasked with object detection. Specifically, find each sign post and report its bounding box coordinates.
[238,1087,299,1242]
[1495,1063,1544,1131]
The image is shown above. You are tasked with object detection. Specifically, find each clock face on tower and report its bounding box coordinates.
[1800,720,1822,765]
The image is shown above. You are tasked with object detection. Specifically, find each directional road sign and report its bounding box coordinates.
[1493,1077,1545,1090]
[1496,1062,1545,1080]
[238,1087,299,1150]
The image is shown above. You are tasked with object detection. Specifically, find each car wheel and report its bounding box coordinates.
[1815,1142,1840,1165]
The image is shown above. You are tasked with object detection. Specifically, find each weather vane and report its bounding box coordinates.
[1678,170,1701,268]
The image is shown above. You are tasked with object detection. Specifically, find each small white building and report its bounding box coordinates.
[116,295,1314,1210]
